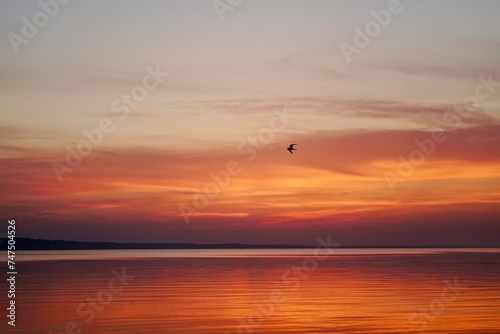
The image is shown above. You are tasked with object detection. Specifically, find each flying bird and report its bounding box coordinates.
[287,144,297,154]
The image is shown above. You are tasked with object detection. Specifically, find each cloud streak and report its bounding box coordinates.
[1,123,499,244]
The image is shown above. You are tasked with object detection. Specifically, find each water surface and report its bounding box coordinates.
[3,249,500,333]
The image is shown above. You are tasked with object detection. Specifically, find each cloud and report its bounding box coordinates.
[388,64,500,83]
[368,55,500,81]
[163,96,497,129]
[9,201,500,246]
[291,124,500,174]
[333,99,497,128]
[1,122,499,240]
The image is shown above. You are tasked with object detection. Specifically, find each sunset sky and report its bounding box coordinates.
[1,0,500,246]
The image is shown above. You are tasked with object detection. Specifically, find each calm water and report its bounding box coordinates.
[2,249,500,334]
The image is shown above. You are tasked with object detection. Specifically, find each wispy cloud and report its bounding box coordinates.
[164,96,497,129]
[2,124,499,240]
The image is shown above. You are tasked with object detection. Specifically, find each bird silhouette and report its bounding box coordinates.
[287,144,297,154]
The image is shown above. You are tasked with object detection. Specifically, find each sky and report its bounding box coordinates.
[1,0,500,246]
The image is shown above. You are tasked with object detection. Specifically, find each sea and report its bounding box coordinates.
[2,248,500,334]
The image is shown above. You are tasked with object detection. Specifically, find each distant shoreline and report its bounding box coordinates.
[1,237,497,251]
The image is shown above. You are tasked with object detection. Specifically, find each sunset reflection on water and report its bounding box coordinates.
[7,249,500,334]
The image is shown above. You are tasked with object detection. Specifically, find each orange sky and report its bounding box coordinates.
[1,1,500,245]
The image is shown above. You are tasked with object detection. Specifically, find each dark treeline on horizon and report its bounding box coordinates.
[0,237,490,250]
[1,237,313,250]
